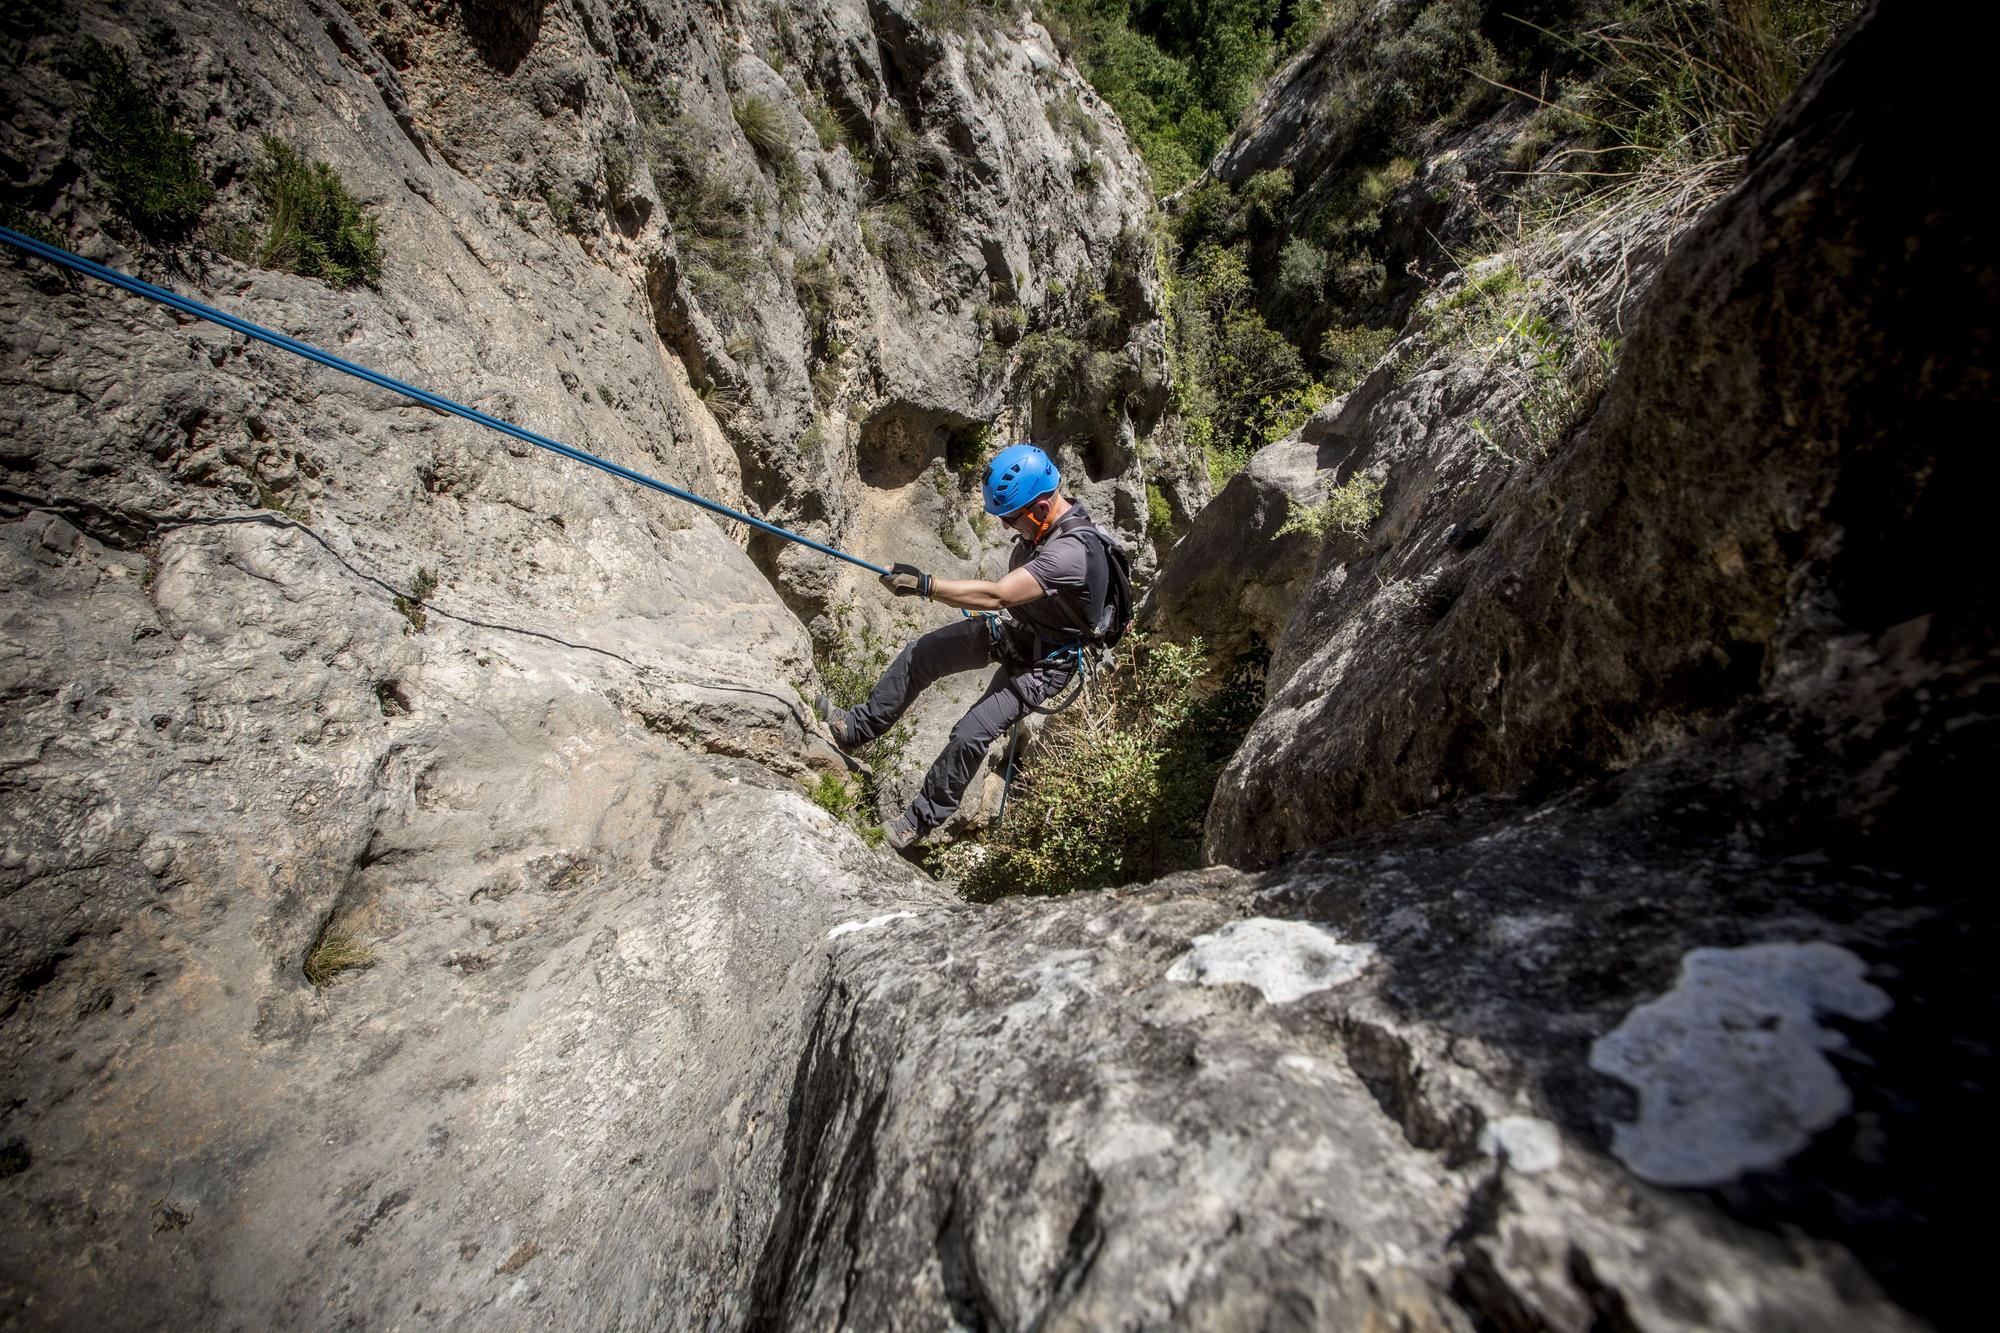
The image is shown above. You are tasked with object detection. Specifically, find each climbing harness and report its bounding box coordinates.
[0,225,890,576]
[964,606,1096,830]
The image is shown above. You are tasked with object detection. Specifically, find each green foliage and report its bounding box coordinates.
[629,85,762,317]
[811,336,847,407]
[304,923,373,987]
[1277,471,1382,539]
[250,138,383,288]
[1237,166,1295,223]
[1276,236,1330,302]
[1201,425,1253,494]
[1145,481,1173,540]
[1016,328,1091,394]
[794,245,840,336]
[808,771,858,822]
[815,607,918,836]
[919,0,1008,34]
[1319,323,1396,393]
[1426,261,1615,459]
[1534,0,1858,180]
[393,566,437,634]
[804,98,843,151]
[1040,0,1323,192]
[935,634,1265,898]
[733,95,805,207]
[78,43,212,236]
[946,421,994,476]
[1500,306,1617,456]
[0,203,65,250]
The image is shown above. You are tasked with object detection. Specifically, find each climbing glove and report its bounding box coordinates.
[881,563,931,600]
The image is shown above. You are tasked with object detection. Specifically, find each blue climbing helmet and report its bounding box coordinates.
[982,443,1062,516]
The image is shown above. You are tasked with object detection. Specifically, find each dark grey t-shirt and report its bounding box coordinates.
[1004,502,1096,644]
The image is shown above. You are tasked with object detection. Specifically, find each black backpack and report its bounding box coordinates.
[1057,513,1133,649]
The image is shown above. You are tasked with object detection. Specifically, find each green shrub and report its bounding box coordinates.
[1546,0,1858,178]
[1319,323,1396,393]
[250,138,383,287]
[626,82,763,313]
[811,337,847,407]
[1277,471,1383,539]
[934,634,1265,899]
[1276,237,1330,302]
[1017,328,1091,393]
[815,607,917,836]
[393,566,437,633]
[1203,429,1253,494]
[1040,0,1320,192]
[1238,167,1294,223]
[918,0,1006,34]
[946,421,994,477]
[793,246,840,335]
[1145,481,1173,540]
[808,771,858,822]
[79,44,212,236]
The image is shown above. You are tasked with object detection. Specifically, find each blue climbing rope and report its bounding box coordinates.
[0,225,890,576]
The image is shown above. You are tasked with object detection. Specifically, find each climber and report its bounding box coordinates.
[818,443,1130,854]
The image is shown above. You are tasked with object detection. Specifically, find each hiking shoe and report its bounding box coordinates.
[883,810,924,854]
[816,691,859,751]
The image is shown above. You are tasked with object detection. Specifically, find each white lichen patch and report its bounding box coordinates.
[1477,1115,1563,1175]
[826,910,914,940]
[1589,941,1891,1187]
[1166,918,1375,1004]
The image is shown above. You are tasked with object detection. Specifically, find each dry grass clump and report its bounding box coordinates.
[304,924,373,987]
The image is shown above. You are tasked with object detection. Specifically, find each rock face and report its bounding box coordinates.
[2,1,1990,1331]
[1137,435,1326,667]
[1204,1,1996,867]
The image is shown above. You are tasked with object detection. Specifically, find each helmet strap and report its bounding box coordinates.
[1019,497,1056,544]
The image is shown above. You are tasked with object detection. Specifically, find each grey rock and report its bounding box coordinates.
[1140,434,1344,667]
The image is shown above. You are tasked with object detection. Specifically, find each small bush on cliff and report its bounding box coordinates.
[250,138,383,288]
[1320,324,1397,393]
[78,44,212,237]
[1278,471,1383,539]
[394,566,437,634]
[934,634,1265,899]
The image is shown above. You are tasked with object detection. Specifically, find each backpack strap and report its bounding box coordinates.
[1036,508,1107,644]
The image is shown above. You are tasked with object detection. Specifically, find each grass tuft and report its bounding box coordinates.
[304,923,373,987]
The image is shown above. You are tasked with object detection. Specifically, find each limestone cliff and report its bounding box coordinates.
[2,1,1990,1330]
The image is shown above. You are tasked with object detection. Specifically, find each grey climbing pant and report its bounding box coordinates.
[844,617,1076,833]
